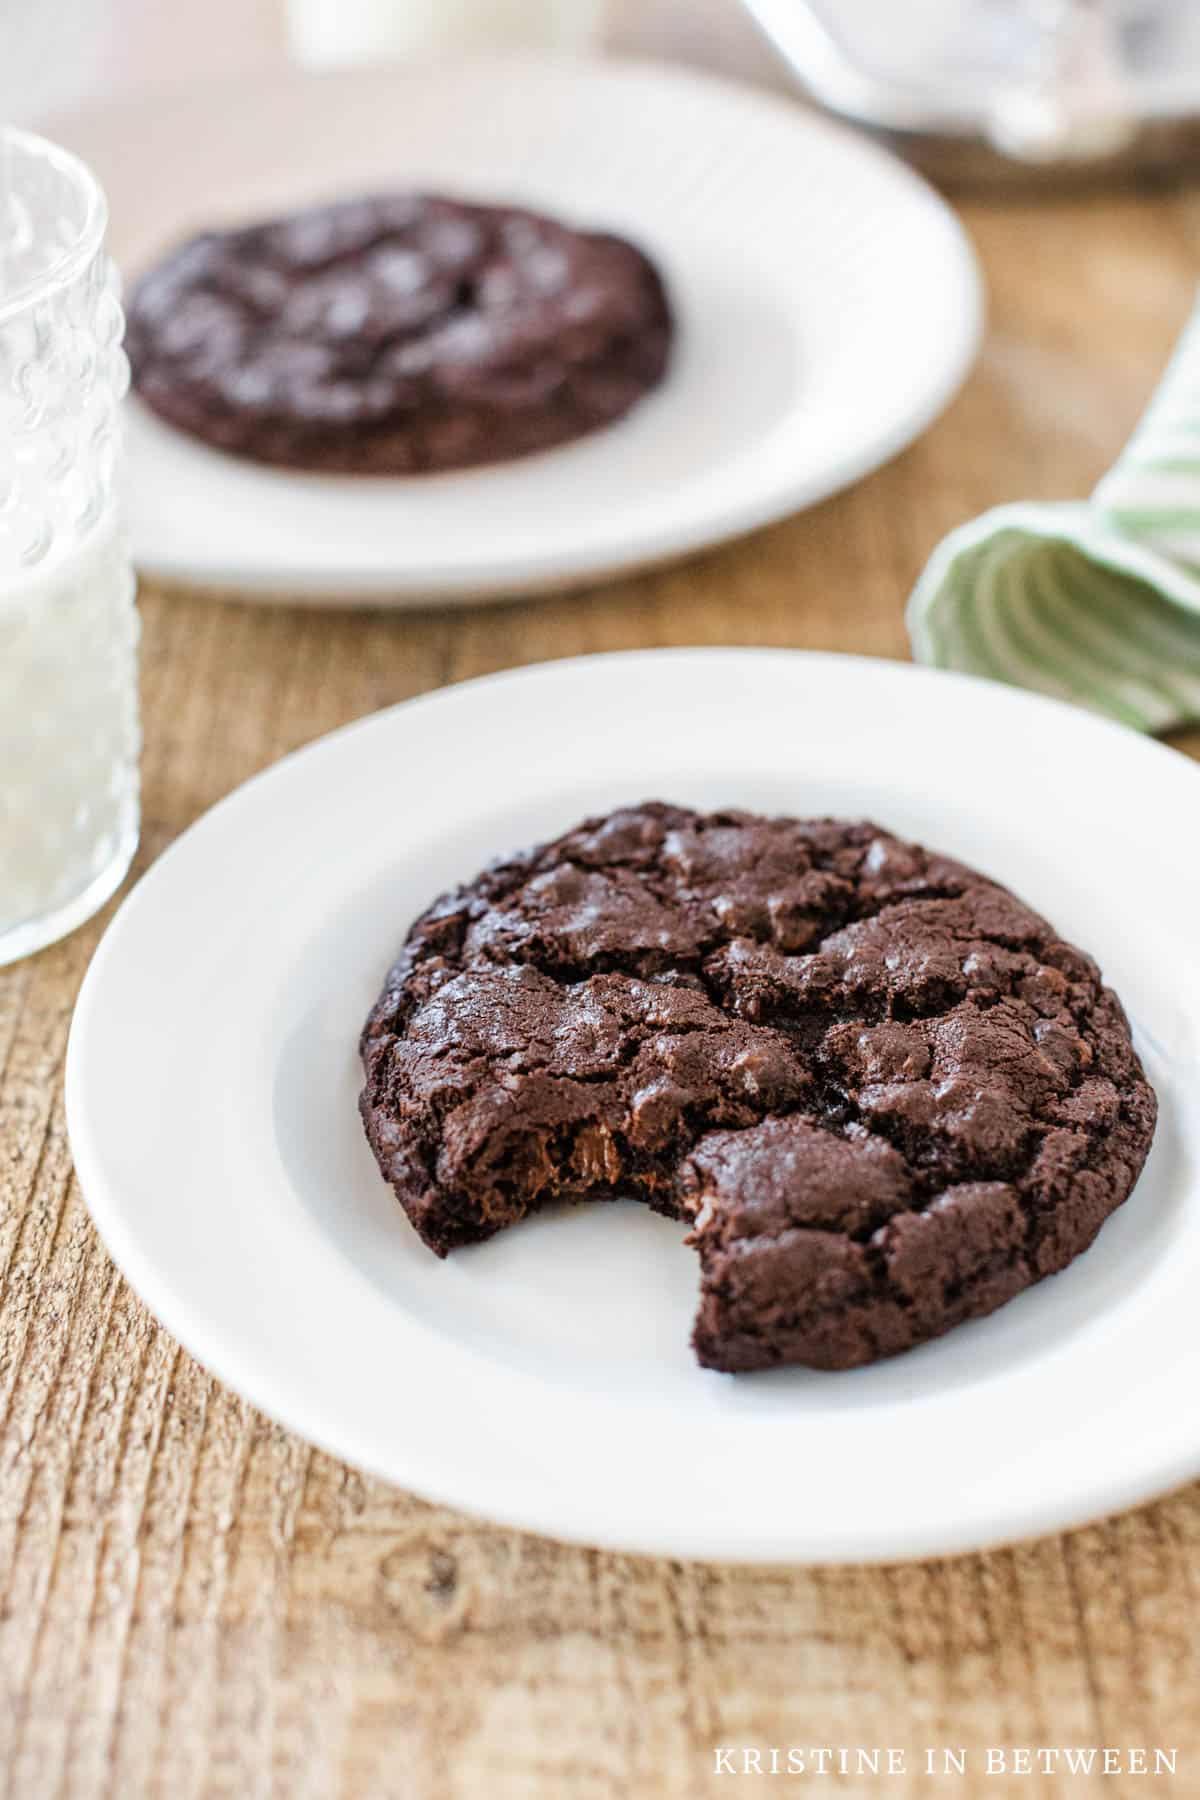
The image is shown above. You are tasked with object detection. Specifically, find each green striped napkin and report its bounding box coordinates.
[908,303,1200,732]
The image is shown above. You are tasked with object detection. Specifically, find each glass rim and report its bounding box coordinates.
[0,125,108,329]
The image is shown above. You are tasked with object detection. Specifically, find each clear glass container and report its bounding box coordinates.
[740,0,1200,181]
[0,127,139,966]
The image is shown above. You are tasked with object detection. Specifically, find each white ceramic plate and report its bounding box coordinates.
[51,58,981,603]
[66,651,1200,1562]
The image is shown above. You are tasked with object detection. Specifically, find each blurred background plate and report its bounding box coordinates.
[51,54,982,604]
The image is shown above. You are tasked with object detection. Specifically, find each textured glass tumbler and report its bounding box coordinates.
[0,128,138,966]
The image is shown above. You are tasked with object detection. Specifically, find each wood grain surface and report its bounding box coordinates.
[4,4,1200,1796]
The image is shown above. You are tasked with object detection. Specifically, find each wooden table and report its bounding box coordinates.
[4,6,1200,1796]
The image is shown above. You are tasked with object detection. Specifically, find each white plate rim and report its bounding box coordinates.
[65,650,1200,1562]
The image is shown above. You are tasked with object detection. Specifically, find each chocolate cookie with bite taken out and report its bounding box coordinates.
[359,803,1156,1371]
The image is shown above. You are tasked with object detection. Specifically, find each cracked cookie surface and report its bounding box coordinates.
[358,803,1156,1371]
[126,193,672,473]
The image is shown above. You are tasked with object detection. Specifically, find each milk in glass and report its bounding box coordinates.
[0,129,138,964]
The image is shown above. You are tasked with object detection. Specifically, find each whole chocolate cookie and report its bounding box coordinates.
[359,804,1156,1372]
[125,193,672,473]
